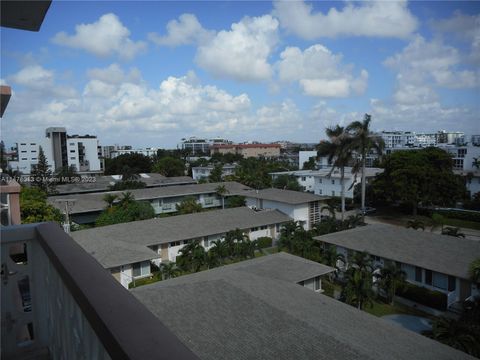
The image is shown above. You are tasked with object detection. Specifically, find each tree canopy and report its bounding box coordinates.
[104,153,153,175]
[95,192,155,226]
[31,146,56,194]
[371,147,465,215]
[175,196,203,214]
[272,174,302,191]
[152,156,185,177]
[20,187,63,224]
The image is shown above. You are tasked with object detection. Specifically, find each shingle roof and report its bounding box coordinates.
[315,223,480,280]
[269,167,383,179]
[48,181,252,214]
[236,188,329,204]
[54,173,196,195]
[74,236,159,269]
[71,207,291,247]
[132,252,471,360]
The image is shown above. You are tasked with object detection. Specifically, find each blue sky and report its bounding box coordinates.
[1,1,479,148]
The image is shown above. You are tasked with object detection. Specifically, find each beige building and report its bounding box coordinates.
[210,143,281,158]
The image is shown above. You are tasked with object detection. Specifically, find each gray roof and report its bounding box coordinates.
[54,173,196,195]
[48,181,252,214]
[71,207,291,247]
[74,236,159,269]
[236,188,329,204]
[132,252,471,360]
[270,167,383,179]
[315,224,480,280]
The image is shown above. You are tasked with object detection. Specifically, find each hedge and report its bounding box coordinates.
[396,283,447,311]
[256,236,273,249]
[418,208,480,223]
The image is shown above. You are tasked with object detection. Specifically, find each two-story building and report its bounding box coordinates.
[315,224,480,311]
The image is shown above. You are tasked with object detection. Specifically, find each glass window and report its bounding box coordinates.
[415,267,422,282]
[432,272,447,290]
[331,179,335,184]
[448,276,456,292]
[425,270,432,285]
[132,263,141,277]
[318,179,322,184]
[314,277,320,291]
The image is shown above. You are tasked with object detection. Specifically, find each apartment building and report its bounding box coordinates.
[210,143,281,158]
[8,127,103,175]
[191,164,237,181]
[315,224,480,311]
[180,136,232,155]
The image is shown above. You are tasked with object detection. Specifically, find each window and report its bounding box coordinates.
[132,262,150,277]
[20,143,26,145]
[331,191,335,196]
[425,270,432,285]
[31,158,37,161]
[448,276,456,292]
[70,150,75,153]
[251,227,259,232]
[21,158,27,160]
[21,150,27,153]
[331,179,335,185]
[31,150,36,153]
[415,267,422,282]
[30,143,36,146]
[318,189,322,195]
[69,142,75,146]
[314,277,320,291]
[170,241,181,247]
[301,177,306,181]
[318,179,322,184]
[70,157,76,160]
[432,272,447,290]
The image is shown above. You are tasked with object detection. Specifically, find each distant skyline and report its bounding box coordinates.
[1,1,479,148]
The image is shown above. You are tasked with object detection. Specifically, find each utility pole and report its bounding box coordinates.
[54,199,76,233]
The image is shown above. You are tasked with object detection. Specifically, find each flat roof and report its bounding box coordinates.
[132,252,469,360]
[270,167,383,179]
[71,207,291,247]
[315,224,480,280]
[49,181,252,214]
[236,188,329,205]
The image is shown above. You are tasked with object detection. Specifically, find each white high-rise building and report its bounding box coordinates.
[8,127,103,175]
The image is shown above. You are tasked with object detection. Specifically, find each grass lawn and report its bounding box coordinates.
[364,300,433,319]
[443,218,480,230]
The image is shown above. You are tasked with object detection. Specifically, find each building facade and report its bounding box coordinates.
[210,143,281,158]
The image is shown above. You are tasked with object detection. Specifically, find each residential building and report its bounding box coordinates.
[238,188,329,230]
[102,144,131,159]
[210,143,281,158]
[191,164,237,181]
[74,235,160,288]
[110,147,160,158]
[48,181,252,224]
[437,144,480,171]
[471,135,480,146]
[315,224,480,311]
[71,207,292,268]
[298,150,318,169]
[130,251,470,360]
[8,127,103,175]
[180,136,232,155]
[380,131,416,148]
[53,173,195,195]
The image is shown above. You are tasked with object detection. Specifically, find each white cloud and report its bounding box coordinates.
[10,65,54,88]
[273,0,417,40]
[148,13,214,46]
[52,13,146,60]
[384,35,479,98]
[195,15,279,81]
[278,44,368,97]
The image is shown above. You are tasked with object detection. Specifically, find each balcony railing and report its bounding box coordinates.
[1,222,198,360]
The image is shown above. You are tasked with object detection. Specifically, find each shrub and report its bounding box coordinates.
[256,236,273,249]
[397,283,447,310]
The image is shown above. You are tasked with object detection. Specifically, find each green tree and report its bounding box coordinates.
[177,240,206,272]
[20,187,63,224]
[215,184,229,209]
[346,114,384,212]
[374,262,406,305]
[210,239,228,263]
[160,262,180,280]
[31,146,56,194]
[153,156,185,177]
[104,153,152,175]
[226,195,246,208]
[102,193,119,208]
[176,196,203,214]
[371,148,465,216]
[317,125,354,221]
[342,267,375,310]
[272,174,302,191]
[209,163,224,182]
[95,193,155,226]
[469,258,480,285]
[302,156,316,170]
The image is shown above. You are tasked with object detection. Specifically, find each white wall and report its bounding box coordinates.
[313,176,355,198]
[245,197,309,229]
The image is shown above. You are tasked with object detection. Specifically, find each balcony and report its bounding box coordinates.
[1,222,198,360]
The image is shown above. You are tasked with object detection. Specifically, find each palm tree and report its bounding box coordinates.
[317,125,355,221]
[321,245,346,271]
[442,226,466,238]
[160,262,180,280]
[346,114,385,212]
[215,184,229,209]
[406,219,425,231]
[119,192,135,206]
[102,193,119,208]
[342,267,375,310]
[211,239,227,263]
[278,221,302,252]
[426,317,480,357]
[374,262,406,305]
[320,203,336,219]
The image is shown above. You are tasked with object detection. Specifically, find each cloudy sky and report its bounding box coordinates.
[1,1,479,148]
